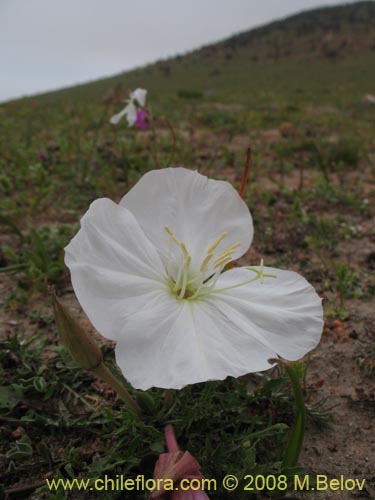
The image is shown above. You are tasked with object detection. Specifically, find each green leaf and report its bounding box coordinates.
[6,435,33,460]
[33,376,47,393]
[0,215,25,243]
[0,384,24,410]
[282,363,306,469]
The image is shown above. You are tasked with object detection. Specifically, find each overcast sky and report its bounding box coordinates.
[0,0,353,103]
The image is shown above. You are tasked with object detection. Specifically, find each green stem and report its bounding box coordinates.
[282,362,306,468]
[0,263,29,273]
[0,215,26,243]
[93,363,142,419]
[163,389,174,411]
[62,383,96,411]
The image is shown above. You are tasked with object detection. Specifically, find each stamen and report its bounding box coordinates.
[213,242,241,268]
[200,252,213,272]
[164,226,182,250]
[179,242,190,261]
[166,234,174,277]
[164,225,174,237]
[164,226,181,248]
[201,260,230,295]
[206,231,228,254]
[172,263,183,292]
[164,226,190,260]
[214,254,234,269]
[163,227,274,302]
[178,256,191,300]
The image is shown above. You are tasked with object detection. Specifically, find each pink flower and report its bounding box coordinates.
[151,425,210,500]
[110,88,147,126]
[37,150,46,160]
[135,109,148,129]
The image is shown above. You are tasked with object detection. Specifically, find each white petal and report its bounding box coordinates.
[120,168,253,274]
[64,198,167,341]
[130,88,147,107]
[115,293,277,390]
[210,266,324,361]
[109,104,130,125]
[125,102,137,126]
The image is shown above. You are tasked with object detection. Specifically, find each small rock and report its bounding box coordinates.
[278,122,296,138]
[11,426,25,439]
[363,94,375,104]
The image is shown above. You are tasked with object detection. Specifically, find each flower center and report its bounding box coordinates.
[164,227,277,301]
[164,226,239,299]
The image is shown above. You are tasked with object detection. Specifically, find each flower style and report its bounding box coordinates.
[110,88,147,126]
[151,425,210,500]
[65,168,323,390]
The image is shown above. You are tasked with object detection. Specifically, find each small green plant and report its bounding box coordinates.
[197,109,244,133]
[1,328,318,500]
[177,89,203,99]
[331,261,362,307]
[1,222,76,292]
[311,138,363,185]
[305,215,340,253]
[325,138,362,169]
[355,341,375,378]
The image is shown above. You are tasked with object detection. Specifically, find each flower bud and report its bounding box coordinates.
[135,391,156,414]
[52,290,103,370]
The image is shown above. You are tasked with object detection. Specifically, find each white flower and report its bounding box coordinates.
[65,168,323,390]
[110,88,147,126]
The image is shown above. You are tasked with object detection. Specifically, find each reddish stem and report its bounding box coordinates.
[154,116,177,166]
[165,118,177,165]
[239,147,251,198]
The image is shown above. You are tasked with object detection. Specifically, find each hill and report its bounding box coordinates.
[10,0,375,106]
[214,0,375,62]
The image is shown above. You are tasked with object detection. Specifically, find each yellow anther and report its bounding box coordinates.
[213,256,232,269]
[164,226,190,261]
[200,252,213,272]
[218,242,241,257]
[183,254,191,271]
[164,226,179,248]
[207,232,228,254]
[164,225,178,241]
[177,255,191,300]
[214,242,241,267]
[180,242,190,261]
